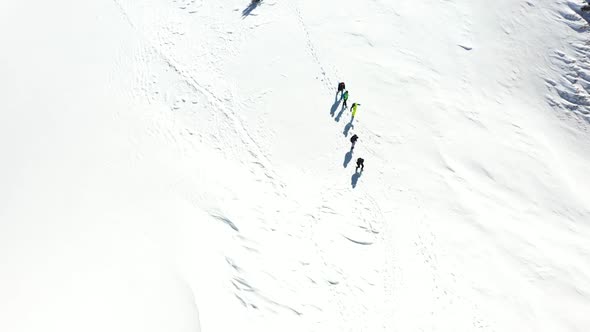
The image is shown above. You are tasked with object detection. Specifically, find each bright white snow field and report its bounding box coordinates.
[1,0,590,331]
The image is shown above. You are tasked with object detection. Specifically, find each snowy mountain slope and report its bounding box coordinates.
[1,0,590,331]
[549,1,590,124]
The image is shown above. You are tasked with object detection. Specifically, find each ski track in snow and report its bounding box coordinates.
[114,0,286,195]
[284,3,408,329]
[119,0,580,330]
[109,3,315,325]
[108,0,590,330]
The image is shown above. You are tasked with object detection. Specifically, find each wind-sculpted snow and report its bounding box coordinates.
[549,1,590,124]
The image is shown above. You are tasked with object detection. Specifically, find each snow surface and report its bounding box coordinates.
[1,0,590,331]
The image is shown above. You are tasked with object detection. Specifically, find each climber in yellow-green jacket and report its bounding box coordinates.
[351,102,361,117]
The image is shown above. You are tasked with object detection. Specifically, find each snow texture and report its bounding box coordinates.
[1,0,590,331]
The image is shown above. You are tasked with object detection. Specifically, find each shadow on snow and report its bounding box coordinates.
[343,116,354,137]
[334,100,346,122]
[343,150,353,168]
[330,98,341,118]
[242,1,261,18]
[351,170,362,188]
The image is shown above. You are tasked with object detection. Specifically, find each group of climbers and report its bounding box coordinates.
[337,82,361,118]
[337,82,365,175]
